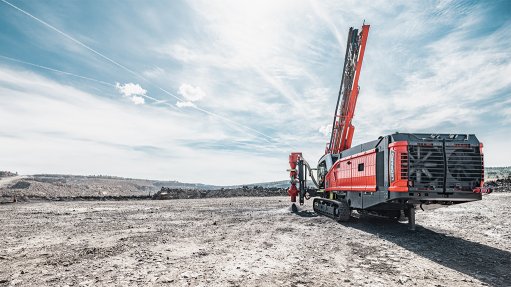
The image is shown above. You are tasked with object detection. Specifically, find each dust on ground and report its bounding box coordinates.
[1,193,510,287]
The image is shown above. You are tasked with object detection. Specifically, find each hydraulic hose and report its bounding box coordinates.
[302,159,320,188]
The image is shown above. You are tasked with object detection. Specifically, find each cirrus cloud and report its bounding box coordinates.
[176,101,196,108]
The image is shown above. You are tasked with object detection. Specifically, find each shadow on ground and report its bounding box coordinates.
[293,210,318,218]
[345,216,511,286]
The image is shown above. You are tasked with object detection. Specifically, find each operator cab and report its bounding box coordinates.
[317,153,339,189]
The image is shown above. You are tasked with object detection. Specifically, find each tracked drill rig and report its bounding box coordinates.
[287,23,490,230]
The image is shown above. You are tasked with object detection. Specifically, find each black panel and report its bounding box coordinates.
[376,151,384,186]
[340,139,380,158]
[362,192,380,209]
[390,133,480,146]
[445,146,482,191]
[406,143,482,192]
[408,144,445,189]
[347,192,362,209]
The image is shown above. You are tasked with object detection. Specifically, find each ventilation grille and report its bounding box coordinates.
[445,146,482,190]
[408,145,445,189]
[400,153,408,179]
[407,144,483,191]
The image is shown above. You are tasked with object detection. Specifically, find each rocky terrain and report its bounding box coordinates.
[1,193,510,286]
[0,173,509,286]
[485,166,511,181]
[152,186,285,200]
[485,177,511,193]
[0,175,287,202]
[1,170,509,203]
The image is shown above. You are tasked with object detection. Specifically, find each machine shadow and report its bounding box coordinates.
[293,210,319,218]
[344,216,511,286]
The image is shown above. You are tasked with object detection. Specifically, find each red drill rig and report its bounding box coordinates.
[288,23,489,230]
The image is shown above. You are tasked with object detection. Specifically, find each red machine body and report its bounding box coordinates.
[287,23,488,228]
[325,149,377,192]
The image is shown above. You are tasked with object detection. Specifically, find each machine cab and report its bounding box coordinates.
[317,153,338,189]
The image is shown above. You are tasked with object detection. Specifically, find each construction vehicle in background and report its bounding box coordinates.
[287,23,490,230]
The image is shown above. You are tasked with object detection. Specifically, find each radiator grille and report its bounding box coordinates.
[445,146,482,190]
[407,144,482,191]
[400,153,408,179]
[408,145,445,189]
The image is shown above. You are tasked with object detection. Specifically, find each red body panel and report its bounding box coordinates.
[326,149,377,192]
[388,141,409,192]
[288,152,302,202]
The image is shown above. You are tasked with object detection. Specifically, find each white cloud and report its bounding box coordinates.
[318,124,332,137]
[178,83,206,102]
[115,82,146,105]
[115,82,146,97]
[0,66,286,185]
[130,95,145,105]
[502,104,511,124]
[157,1,320,110]
[142,67,165,79]
[162,44,197,62]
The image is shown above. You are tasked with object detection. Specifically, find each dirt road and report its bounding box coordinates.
[1,194,510,286]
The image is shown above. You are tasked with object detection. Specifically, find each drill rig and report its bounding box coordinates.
[287,23,489,230]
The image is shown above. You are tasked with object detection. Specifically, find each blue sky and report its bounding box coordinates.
[0,0,510,185]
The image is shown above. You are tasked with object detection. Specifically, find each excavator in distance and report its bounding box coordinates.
[287,23,490,230]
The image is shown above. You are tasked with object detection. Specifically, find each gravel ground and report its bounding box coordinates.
[1,194,510,287]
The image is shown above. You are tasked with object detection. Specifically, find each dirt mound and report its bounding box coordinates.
[0,176,157,201]
[9,181,30,189]
[153,186,286,200]
[0,175,287,201]
[485,177,511,192]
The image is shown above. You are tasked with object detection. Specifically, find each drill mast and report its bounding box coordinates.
[326,24,370,154]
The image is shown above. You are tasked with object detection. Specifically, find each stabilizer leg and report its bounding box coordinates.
[298,159,306,206]
[408,205,416,231]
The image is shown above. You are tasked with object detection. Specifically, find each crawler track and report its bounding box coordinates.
[313,197,351,221]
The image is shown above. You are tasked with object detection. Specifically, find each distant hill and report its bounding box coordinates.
[30,174,294,189]
[6,166,511,191]
[32,174,219,190]
[485,167,511,181]
[2,167,510,202]
[0,174,289,201]
[0,170,18,178]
